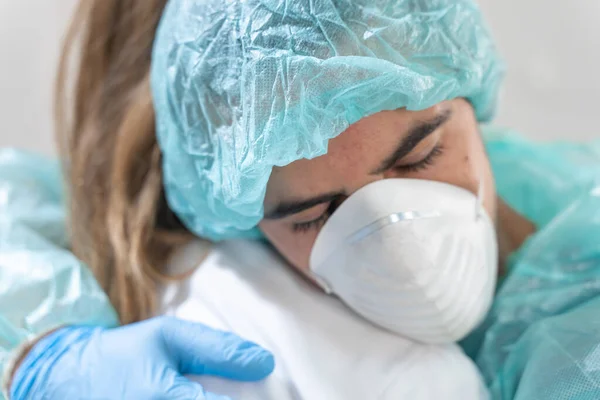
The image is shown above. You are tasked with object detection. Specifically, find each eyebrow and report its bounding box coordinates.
[370,109,453,175]
[264,108,453,220]
[264,191,344,219]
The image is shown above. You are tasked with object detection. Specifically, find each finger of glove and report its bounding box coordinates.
[164,374,232,400]
[160,317,275,381]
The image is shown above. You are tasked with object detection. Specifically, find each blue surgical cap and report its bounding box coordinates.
[151,0,504,240]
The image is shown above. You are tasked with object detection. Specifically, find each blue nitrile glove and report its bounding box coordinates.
[9,316,275,400]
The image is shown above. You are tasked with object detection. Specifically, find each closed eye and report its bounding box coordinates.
[394,145,444,174]
[291,201,338,233]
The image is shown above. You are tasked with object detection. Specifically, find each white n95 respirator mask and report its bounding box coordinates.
[309,179,498,344]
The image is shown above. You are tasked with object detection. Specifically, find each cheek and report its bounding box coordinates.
[462,127,497,221]
[413,112,496,220]
[258,220,318,273]
[451,123,497,222]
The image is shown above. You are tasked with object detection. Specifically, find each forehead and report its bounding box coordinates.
[264,105,445,209]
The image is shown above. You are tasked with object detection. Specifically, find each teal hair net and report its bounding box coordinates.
[151,0,504,240]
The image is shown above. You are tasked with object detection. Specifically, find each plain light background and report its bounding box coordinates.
[0,0,598,155]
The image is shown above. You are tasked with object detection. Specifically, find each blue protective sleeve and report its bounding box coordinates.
[0,149,118,398]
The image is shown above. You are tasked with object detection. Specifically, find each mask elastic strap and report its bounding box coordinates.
[312,274,333,294]
[475,176,485,219]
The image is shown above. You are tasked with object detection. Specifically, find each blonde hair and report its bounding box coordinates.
[55,0,193,324]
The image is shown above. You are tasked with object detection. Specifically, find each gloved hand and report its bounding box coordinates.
[9,316,275,400]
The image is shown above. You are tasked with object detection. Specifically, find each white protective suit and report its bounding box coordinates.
[160,239,489,400]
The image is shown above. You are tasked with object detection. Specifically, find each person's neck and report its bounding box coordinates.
[495,198,536,276]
